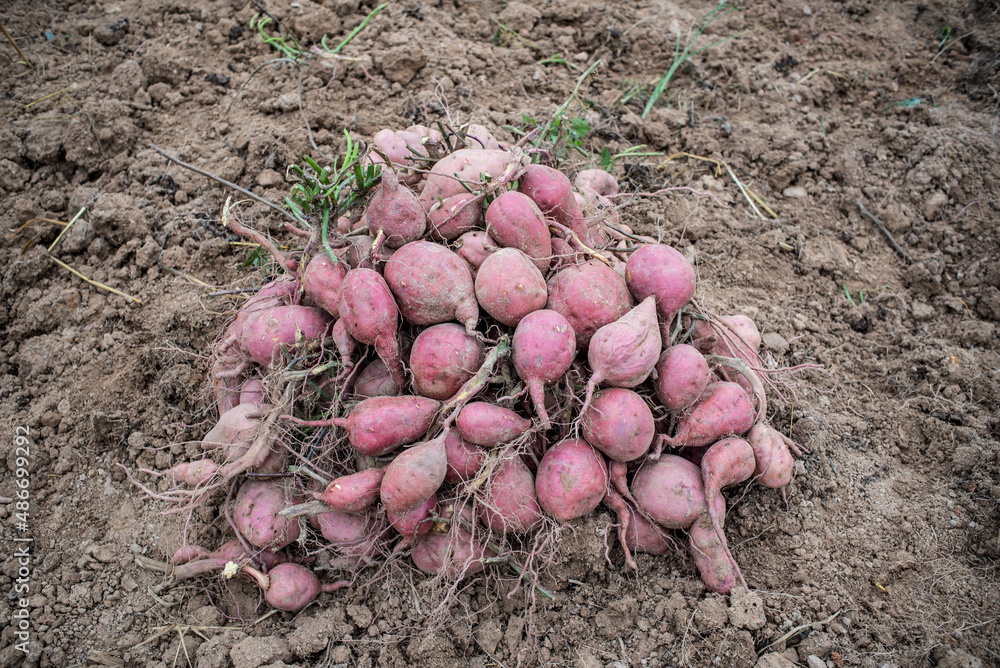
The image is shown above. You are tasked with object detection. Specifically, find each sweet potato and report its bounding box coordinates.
[535,438,608,523]
[700,437,754,589]
[474,248,547,327]
[383,240,479,333]
[746,423,795,488]
[411,505,495,577]
[352,359,402,398]
[580,388,654,462]
[409,323,485,400]
[302,253,347,318]
[201,403,266,457]
[444,430,486,483]
[484,191,552,272]
[624,504,674,556]
[688,504,739,594]
[624,244,696,321]
[334,395,441,456]
[310,508,383,557]
[366,169,427,248]
[455,230,497,278]
[511,309,576,429]
[419,149,522,211]
[546,260,632,350]
[387,493,436,541]
[478,456,543,534]
[338,268,405,387]
[158,459,218,487]
[380,436,448,517]
[658,382,754,450]
[654,344,711,413]
[518,163,590,243]
[263,563,323,612]
[239,379,266,406]
[240,305,332,367]
[331,318,355,366]
[427,192,483,241]
[233,480,301,551]
[366,126,442,186]
[317,468,385,513]
[582,296,661,415]
[455,402,532,448]
[574,169,619,197]
[631,455,706,529]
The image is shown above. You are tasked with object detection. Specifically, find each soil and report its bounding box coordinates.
[1,0,999,667]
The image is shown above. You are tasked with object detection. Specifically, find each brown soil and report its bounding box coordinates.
[1,1,998,667]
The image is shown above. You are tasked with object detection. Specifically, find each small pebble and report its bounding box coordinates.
[807,656,826,668]
[783,186,808,198]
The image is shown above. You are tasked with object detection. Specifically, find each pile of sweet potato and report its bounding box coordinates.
[134,124,803,612]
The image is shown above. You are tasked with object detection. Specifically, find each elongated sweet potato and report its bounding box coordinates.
[334,396,441,456]
[455,402,532,447]
[511,309,576,429]
[384,240,479,333]
[318,468,385,513]
[659,382,754,450]
[338,268,405,387]
[518,163,590,243]
[484,191,552,272]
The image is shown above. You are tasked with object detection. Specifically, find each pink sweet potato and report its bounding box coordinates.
[624,244,696,321]
[318,468,385,513]
[366,169,427,248]
[574,169,619,197]
[535,438,608,523]
[474,248,547,327]
[659,382,754,449]
[171,545,211,564]
[383,240,479,333]
[310,508,383,556]
[580,388,654,462]
[302,253,347,318]
[654,344,711,413]
[455,402,532,447]
[201,403,266,457]
[511,309,576,429]
[234,480,301,551]
[338,268,405,387]
[419,149,521,211]
[411,505,495,577]
[546,260,632,350]
[409,323,485,400]
[239,379,266,406]
[264,563,322,612]
[518,163,590,243]
[624,504,673,556]
[387,493,436,541]
[240,305,332,367]
[427,192,483,241]
[455,230,497,278]
[581,296,661,415]
[380,436,448,517]
[352,359,402,398]
[700,437,754,590]
[746,423,795,488]
[484,191,552,272]
[332,318,355,366]
[334,395,441,456]
[478,456,543,534]
[159,459,219,487]
[631,455,707,529]
[688,504,739,594]
[444,430,487,483]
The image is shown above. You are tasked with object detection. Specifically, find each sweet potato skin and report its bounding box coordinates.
[474,248,547,327]
[654,344,711,413]
[383,240,479,332]
[631,455,707,529]
[624,244,696,320]
[233,480,301,551]
[366,169,427,248]
[545,260,632,351]
[302,253,347,318]
[747,424,794,488]
[512,309,576,428]
[337,268,405,386]
[535,438,608,523]
[580,388,654,462]
[455,402,532,448]
[484,191,552,272]
[240,305,332,367]
[336,396,441,457]
[409,323,485,401]
[662,382,755,449]
[478,456,543,534]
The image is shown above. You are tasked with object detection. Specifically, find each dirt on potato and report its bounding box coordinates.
[0,1,998,667]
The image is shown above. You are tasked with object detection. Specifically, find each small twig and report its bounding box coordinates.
[756,610,841,655]
[857,199,910,262]
[49,255,141,304]
[1,21,32,68]
[150,144,299,225]
[47,206,86,251]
